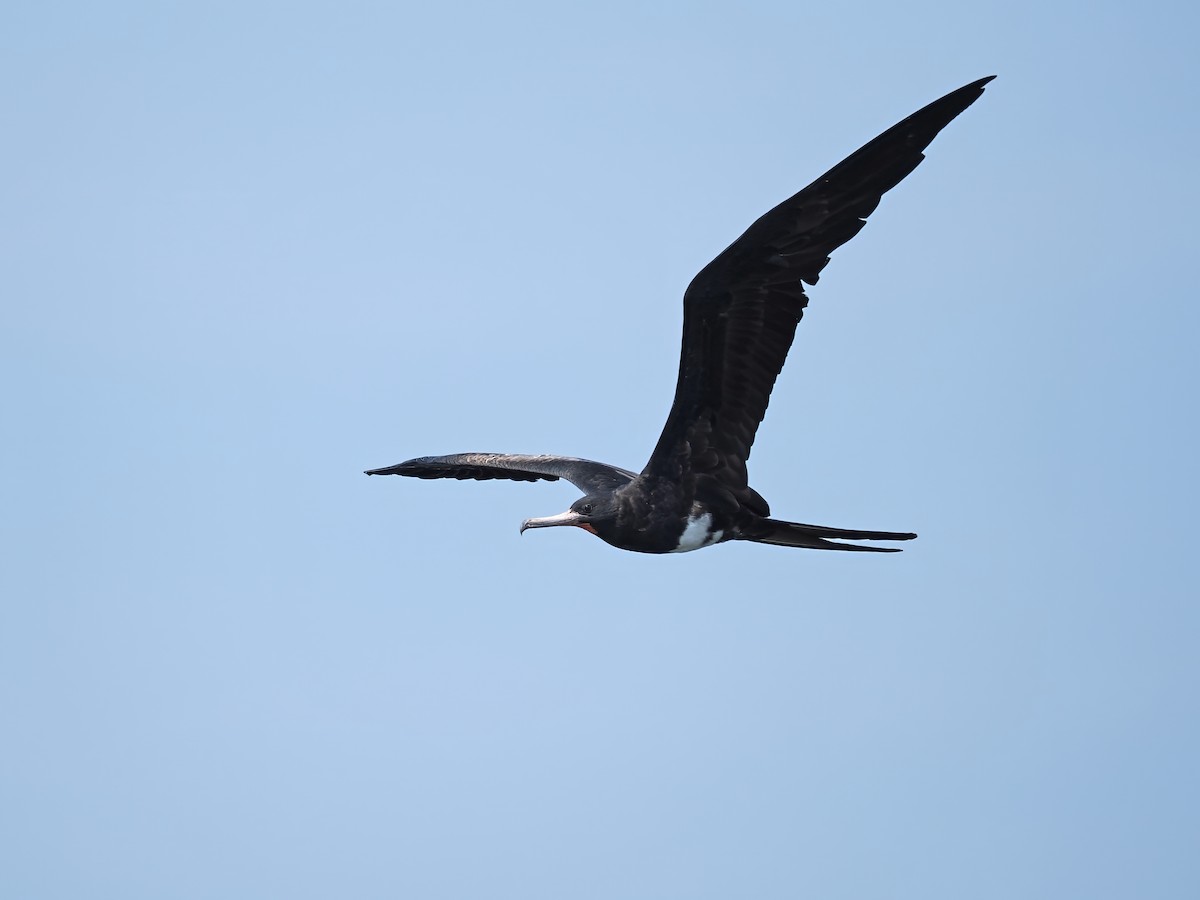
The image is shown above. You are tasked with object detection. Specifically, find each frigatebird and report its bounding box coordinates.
[367,77,993,554]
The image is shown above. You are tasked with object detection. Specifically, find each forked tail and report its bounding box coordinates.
[746,518,917,552]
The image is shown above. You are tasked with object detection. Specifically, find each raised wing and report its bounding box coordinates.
[643,77,994,505]
[365,453,637,495]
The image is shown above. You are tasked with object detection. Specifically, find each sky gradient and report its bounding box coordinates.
[3,2,1198,898]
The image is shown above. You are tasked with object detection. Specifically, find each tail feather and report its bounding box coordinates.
[747,518,917,552]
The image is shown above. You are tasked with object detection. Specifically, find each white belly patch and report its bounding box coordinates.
[670,512,723,553]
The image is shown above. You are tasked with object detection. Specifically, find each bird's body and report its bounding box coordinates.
[367,78,994,554]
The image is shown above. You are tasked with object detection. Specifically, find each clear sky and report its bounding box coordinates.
[3,2,1197,898]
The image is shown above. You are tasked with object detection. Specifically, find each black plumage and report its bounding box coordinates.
[367,77,994,554]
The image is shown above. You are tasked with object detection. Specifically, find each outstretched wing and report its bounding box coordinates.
[365,453,637,495]
[642,77,994,505]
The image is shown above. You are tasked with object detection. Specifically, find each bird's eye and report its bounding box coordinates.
[581,504,593,515]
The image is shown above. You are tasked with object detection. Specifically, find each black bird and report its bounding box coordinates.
[367,77,993,554]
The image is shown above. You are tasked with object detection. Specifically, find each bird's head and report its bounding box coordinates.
[520,494,618,540]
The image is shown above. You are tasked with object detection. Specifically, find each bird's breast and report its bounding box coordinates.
[668,511,725,553]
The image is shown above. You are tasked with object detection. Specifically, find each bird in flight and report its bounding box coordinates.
[367,77,994,554]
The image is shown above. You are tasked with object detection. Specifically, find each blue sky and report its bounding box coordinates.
[2,2,1198,898]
